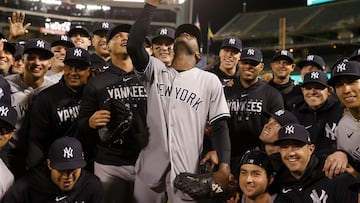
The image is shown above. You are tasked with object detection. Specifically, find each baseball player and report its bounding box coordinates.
[298,54,326,81]
[2,136,104,203]
[151,26,175,66]
[0,103,17,200]
[293,70,344,157]
[269,50,304,110]
[226,47,284,174]
[45,35,74,84]
[127,1,231,202]
[77,24,148,202]
[27,47,91,168]
[68,25,91,51]
[5,38,54,178]
[207,36,241,87]
[275,124,357,203]
[323,61,360,179]
[90,21,114,76]
[0,32,15,76]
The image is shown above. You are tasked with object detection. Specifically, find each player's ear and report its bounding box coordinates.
[47,159,52,170]
[195,52,202,62]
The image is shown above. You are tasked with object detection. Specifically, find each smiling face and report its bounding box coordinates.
[219,47,240,75]
[70,33,91,50]
[63,61,90,92]
[0,47,14,75]
[24,51,51,80]
[259,117,282,144]
[302,83,330,110]
[47,160,81,191]
[50,45,68,70]
[271,59,295,81]
[279,140,314,180]
[92,32,110,57]
[239,164,273,200]
[239,59,264,87]
[334,77,360,110]
[152,37,174,66]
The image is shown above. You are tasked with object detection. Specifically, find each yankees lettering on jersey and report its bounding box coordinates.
[107,85,147,100]
[227,99,263,113]
[156,83,203,111]
[57,105,80,122]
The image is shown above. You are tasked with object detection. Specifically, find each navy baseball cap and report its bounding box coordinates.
[275,124,312,145]
[302,71,329,87]
[152,27,175,44]
[48,137,86,170]
[64,47,90,68]
[328,61,360,86]
[68,25,90,38]
[0,103,17,130]
[263,109,299,126]
[298,54,326,71]
[106,24,132,42]
[51,35,74,48]
[349,48,360,61]
[24,38,54,59]
[240,47,263,63]
[240,149,274,176]
[93,21,114,35]
[220,37,242,53]
[272,49,294,63]
[14,43,24,60]
[175,24,202,49]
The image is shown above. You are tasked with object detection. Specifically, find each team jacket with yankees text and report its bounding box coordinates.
[277,155,357,203]
[78,65,148,166]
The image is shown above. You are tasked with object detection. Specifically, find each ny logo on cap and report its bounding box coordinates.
[307,55,314,61]
[280,50,288,56]
[73,48,82,57]
[60,35,68,41]
[102,22,110,29]
[247,48,255,56]
[336,63,346,72]
[63,147,74,159]
[228,38,236,45]
[310,71,319,79]
[0,106,9,117]
[274,109,285,116]
[285,125,295,134]
[248,159,254,164]
[36,40,45,48]
[160,28,168,36]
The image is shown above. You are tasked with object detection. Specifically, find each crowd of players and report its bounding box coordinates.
[1,0,360,202]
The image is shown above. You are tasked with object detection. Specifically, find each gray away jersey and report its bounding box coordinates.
[136,56,230,186]
[336,111,360,160]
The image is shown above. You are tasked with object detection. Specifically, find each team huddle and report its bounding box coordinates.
[0,0,360,203]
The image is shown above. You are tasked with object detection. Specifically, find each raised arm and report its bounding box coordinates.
[127,1,159,71]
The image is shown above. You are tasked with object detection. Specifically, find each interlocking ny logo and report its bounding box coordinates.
[285,125,295,134]
[307,55,315,61]
[36,40,45,48]
[310,189,328,203]
[228,38,236,45]
[63,147,74,159]
[74,48,82,57]
[102,22,110,29]
[310,71,319,79]
[280,50,288,56]
[336,63,346,72]
[0,106,9,116]
[247,48,255,56]
[60,35,68,41]
[160,28,168,36]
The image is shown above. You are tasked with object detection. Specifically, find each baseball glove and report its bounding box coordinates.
[173,172,238,201]
[99,98,133,144]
